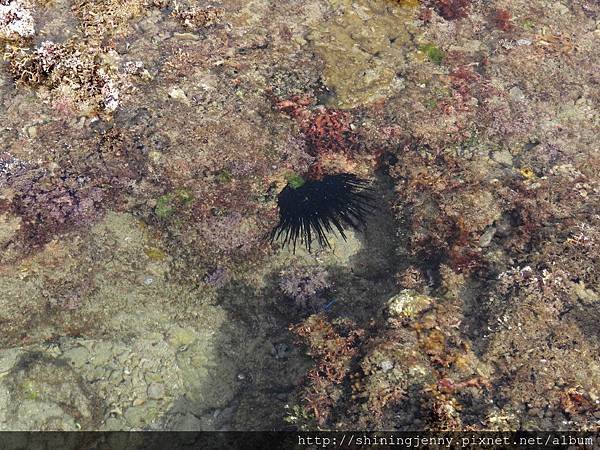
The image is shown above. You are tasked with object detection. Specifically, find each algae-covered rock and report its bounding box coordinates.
[0,213,21,247]
[386,289,433,319]
[307,0,418,108]
[0,352,98,430]
[0,0,598,433]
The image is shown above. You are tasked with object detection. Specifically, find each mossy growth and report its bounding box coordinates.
[155,197,174,219]
[285,172,305,189]
[145,247,167,261]
[423,98,438,109]
[522,19,535,30]
[154,190,193,219]
[419,43,444,65]
[20,381,40,400]
[216,169,233,183]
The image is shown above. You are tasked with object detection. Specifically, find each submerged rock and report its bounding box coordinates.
[386,289,433,319]
[307,0,417,108]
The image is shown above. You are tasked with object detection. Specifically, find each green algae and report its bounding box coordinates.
[155,196,175,219]
[419,43,444,65]
[144,247,167,261]
[522,19,535,30]
[21,381,40,401]
[154,190,194,219]
[216,169,233,183]
[285,173,306,189]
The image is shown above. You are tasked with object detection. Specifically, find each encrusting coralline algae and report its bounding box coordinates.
[0,0,35,40]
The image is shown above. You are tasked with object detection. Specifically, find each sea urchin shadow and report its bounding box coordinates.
[269,173,375,252]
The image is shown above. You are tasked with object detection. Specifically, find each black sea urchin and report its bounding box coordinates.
[270,173,374,252]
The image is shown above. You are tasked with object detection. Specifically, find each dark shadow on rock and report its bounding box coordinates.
[458,279,496,357]
[321,170,407,326]
[156,280,310,431]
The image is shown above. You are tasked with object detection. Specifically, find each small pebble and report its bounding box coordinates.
[147,382,165,399]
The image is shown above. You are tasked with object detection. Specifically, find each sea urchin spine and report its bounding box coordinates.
[270,173,374,252]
